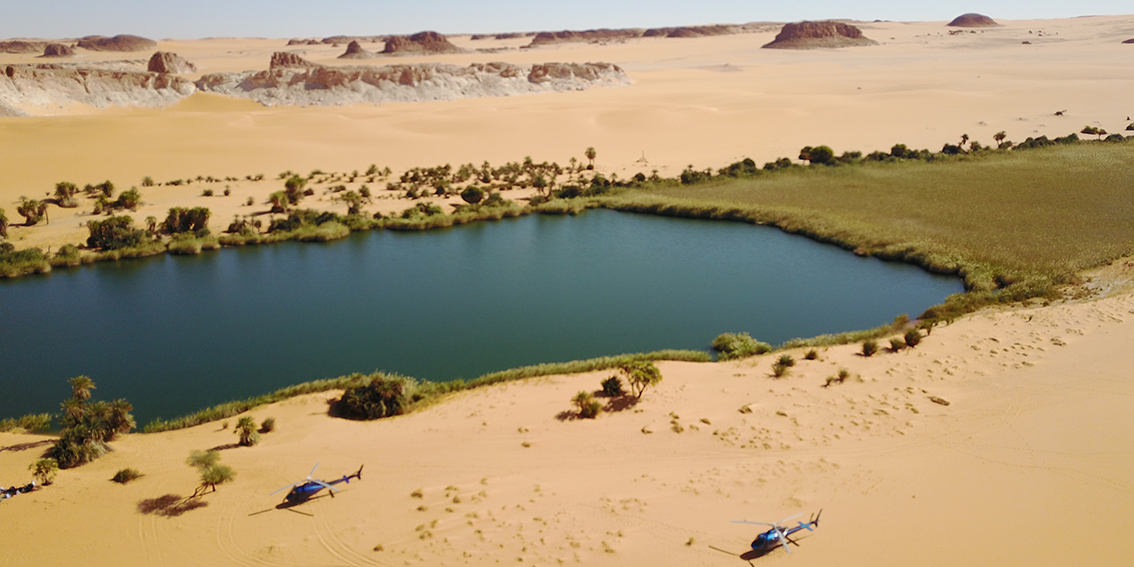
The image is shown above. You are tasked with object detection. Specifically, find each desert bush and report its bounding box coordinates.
[0,207,7,238]
[861,340,879,357]
[336,374,408,420]
[776,354,796,367]
[771,362,789,377]
[235,416,260,446]
[904,329,922,347]
[113,188,142,211]
[800,145,835,165]
[0,246,50,277]
[400,202,444,219]
[804,349,819,360]
[0,413,52,433]
[712,332,772,360]
[573,391,601,418]
[201,188,214,197]
[29,458,59,485]
[823,368,852,388]
[601,376,624,397]
[284,175,307,205]
[112,468,143,484]
[141,176,154,187]
[54,181,79,207]
[260,417,275,433]
[889,337,906,351]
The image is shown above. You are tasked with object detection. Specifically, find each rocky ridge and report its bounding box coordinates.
[194,55,629,107]
[761,21,878,49]
[381,31,463,54]
[42,44,75,58]
[0,63,194,116]
[75,34,157,52]
[0,40,48,54]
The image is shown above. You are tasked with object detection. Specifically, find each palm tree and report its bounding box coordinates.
[60,398,85,428]
[584,147,597,170]
[235,416,260,446]
[106,399,136,440]
[196,463,236,496]
[69,376,95,401]
[29,458,59,485]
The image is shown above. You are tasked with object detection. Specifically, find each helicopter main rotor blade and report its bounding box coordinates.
[776,513,803,526]
[270,481,304,495]
[777,529,791,554]
[312,480,339,492]
[730,520,775,526]
[307,462,320,479]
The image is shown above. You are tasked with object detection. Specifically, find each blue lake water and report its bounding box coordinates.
[0,210,963,425]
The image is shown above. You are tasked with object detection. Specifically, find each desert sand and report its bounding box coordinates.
[3,14,1134,567]
[3,15,1133,251]
[3,262,1134,566]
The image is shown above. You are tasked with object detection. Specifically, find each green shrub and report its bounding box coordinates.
[260,417,275,433]
[573,391,601,419]
[712,332,772,360]
[804,349,819,360]
[823,368,852,388]
[620,360,662,399]
[0,413,52,432]
[904,329,922,348]
[771,362,789,377]
[336,374,408,420]
[202,189,214,197]
[86,216,153,250]
[163,207,211,235]
[861,340,879,357]
[461,186,485,204]
[776,354,796,367]
[889,337,906,351]
[601,376,624,397]
[112,468,142,484]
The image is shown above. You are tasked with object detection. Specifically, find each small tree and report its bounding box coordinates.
[799,145,835,165]
[141,176,155,187]
[0,207,7,238]
[904,329,922,348]
[235,416,260,446]
[861,340,879,357]
[601,376,624,397]
[17,197,47,226]
[993,131,1007,148]
[1081,125,1106,141]
[584,147,596,170]
[267,191,289,213]
[620,360,662,400]
[29,458,59,485]
[187,450,235,496]
[69,375,95,401]
[340,191,364,215]
[114,188,142,211]
[460,186,485,204]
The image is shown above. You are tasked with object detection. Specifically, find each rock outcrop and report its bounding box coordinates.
[41,43,75,58]
[0,63,195,116]
[529,29,643,46]
[338,41,374,59]
[195,59,629,107]
[381,31,463,54]
[270,51,318,69]
[147,51,197,73]
[0,40,47,54]
[76,34,158,52]
[947,13,999,27]
[762,21,878,49]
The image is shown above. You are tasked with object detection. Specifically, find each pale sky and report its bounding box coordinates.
[4,0,1131,40]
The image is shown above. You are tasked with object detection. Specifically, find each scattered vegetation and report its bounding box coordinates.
[889,337,907,351]
[823,368,852,388]
[904,329,923,348]
[112,468,142,484]
[187,450,235,496]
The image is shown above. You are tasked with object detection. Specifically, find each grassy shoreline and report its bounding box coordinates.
[141,349,711,433]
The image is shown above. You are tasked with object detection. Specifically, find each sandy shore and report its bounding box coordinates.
[3,15,1133,251]
[3,262,1134,566]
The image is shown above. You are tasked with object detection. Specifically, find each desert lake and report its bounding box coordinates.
[0,210,962,424]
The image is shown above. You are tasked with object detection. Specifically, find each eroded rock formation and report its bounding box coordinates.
[338,41,375,59]
[76,34,158,52]
[381,31,463,54]
[42,44,75,58]
[0,40,47,54]
[947,13,999,27]
[762,21,878,49]
[529,29,643,46]
[270,51,319,69]
[0,63,195,116]
[147,51,197,74]
[195,59,629,107]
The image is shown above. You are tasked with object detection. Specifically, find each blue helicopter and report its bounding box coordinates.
[731,510,822,554]
[271,463,363,504]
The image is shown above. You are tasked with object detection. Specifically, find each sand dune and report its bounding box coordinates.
[3,265,1134,566]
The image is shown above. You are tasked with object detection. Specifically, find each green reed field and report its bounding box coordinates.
[596,141,1134,315]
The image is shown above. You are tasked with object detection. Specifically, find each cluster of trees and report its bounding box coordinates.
[571,361,663,419]
[162,207,211,236]
[86,216,154,250]
[336,375,407,420]
[48,376,135,469]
